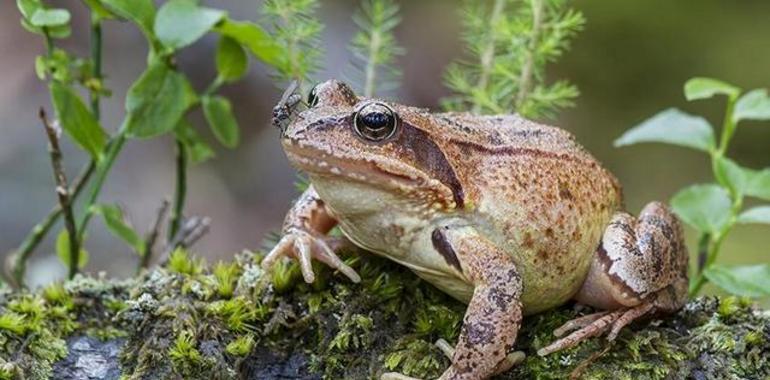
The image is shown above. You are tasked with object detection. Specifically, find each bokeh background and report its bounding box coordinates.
[1,0,768,294]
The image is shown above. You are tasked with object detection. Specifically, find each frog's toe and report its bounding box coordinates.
[380,373,422,380]
[262,230,360,284]
[538,302,656,356]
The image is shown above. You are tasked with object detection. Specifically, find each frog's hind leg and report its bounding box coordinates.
[539,202,689,356]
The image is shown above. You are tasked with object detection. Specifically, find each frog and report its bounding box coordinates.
[262,80,689,380]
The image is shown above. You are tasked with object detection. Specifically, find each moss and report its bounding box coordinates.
[2,248,769,380]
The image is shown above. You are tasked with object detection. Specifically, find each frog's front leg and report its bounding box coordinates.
[386,225,524,380]
[539,202,688,356]
[262,185,360,283]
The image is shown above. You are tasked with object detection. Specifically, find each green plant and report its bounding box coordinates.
[347,0,404,97]
[616,77,770,297]
[262,0,324,88]
[442,0,584,119]
[8,0,291,287]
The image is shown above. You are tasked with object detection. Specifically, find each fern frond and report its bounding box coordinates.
[347,0,404,98]
[443,0,584,120]
[262,0,325,88]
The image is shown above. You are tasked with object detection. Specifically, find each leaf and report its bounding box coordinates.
[733,89,770,123]
[17,0,42,20]
[174,119,215,164]
[683,77,740,101]
[55,230,89,269]
[81,0,117,20]
[704,264,770,298]
[614,108,716,153]
[154,0,225,50]
[101,0,156,37]
[202,95,239,148]
[745,168,770,201]
[50,81,108,160]
[124,61,197,139]
[91,204,145,255]
[737,206,770,225]
[216,36,248,82]
[714,157,749,196]
[670,184,732,234]
[215,19,284,69]
[30,8,71,27]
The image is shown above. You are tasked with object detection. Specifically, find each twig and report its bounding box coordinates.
[168,140,187,243]
[7,161,95,288]
[160,216,211,265]
[515,0,544,108]
[39,108,80,279]
[139,199,170,272]
[472,0,506,114]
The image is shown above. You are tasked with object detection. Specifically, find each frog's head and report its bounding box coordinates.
[280,79,464,211]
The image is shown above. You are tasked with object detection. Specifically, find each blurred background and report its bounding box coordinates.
[1,0,768,292]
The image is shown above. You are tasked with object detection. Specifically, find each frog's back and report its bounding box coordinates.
[435,113,623,313]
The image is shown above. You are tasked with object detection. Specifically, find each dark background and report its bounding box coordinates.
[1,0,768,294]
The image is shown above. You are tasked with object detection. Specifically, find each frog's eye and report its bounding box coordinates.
[353,102,399,142]
[307,84,320,107]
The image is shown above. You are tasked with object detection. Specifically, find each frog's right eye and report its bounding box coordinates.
[353,102,399,142]
[307,84,320,107]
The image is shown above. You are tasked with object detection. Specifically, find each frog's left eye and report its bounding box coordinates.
[307,84,320,107]
[353,102,399,142]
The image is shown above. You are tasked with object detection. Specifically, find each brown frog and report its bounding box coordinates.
[263,80,689,380]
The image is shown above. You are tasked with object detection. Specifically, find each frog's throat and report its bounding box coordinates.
[283,144,459,209]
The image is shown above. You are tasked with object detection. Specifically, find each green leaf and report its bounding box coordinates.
[124,61,197,139]
[733,89,770,123]
[30,8,71,27]
[614,108,716,153]
[81,0,117,20]
[55,230,89,269]
[216,36,248,82]
[714,157,749,196]
[704,264,770,298]
[174,119,215,164]
[737,206,770,225]
[17,0,42,20]
[683,77,740,101]
[91,204,145,255]
[670,184,732,234]
[50,81,107,160]
[215,19,284,69]
[155,0,225,50]
[101,0,156,37]
[202,95,239,148]
[745,168,770,201]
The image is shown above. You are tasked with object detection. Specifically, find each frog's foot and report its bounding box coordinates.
[537,302,654,356]
[262,228,360,283]
[435,339,525,375]
[540,202,689,356]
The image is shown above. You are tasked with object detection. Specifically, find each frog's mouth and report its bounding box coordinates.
[282,142,423,190]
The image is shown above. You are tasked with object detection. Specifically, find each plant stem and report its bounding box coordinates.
[140,200,169,273]
[515,0,544,109]
[39,109,80,279]
[168,140,188,243]
[90,16,103,119]
[363,15,383,98]
[472,0,505,114]
[10,162,95,287]
[76,130,128,241]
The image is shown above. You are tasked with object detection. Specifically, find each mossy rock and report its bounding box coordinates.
[1,249,768,380]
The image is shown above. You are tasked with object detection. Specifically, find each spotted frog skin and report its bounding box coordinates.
[263,80,689,380]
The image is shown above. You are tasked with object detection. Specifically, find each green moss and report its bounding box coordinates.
[225,334,255,356]
[168,247,205,276]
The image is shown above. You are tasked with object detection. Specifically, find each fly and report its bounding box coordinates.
[272,80,303,132]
